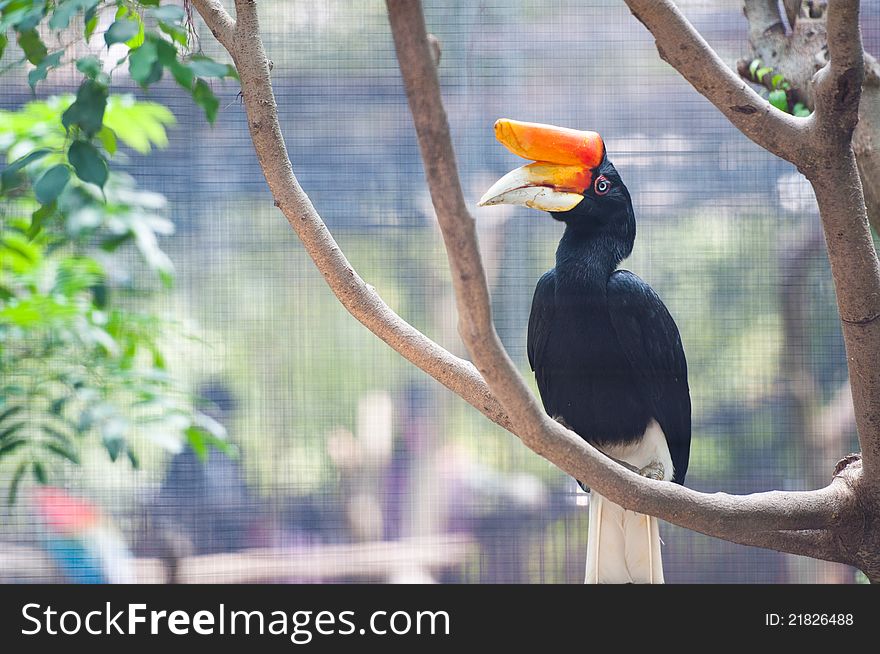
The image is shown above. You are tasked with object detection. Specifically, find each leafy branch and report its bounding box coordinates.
[737,58,811,117]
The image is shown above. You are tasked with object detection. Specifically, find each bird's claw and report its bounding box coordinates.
[639,461,665,481]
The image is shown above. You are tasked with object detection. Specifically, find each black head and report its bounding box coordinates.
[477,120,637,265]
[551,156,636,263]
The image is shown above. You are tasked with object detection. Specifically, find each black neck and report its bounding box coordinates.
[555,227,624,293]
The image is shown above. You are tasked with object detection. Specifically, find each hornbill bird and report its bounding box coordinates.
[478,119,691,583]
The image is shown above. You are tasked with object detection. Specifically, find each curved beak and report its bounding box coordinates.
[478,119,605,212]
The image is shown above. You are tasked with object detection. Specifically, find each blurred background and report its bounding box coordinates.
[1,0,878,584]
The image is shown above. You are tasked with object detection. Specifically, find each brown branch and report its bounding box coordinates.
[187,0,235,51]
[623,0,805,165]
[812,0,864,138]
[806,1,880,484]
[624,0,879,515]
[738,528,843,562]
[189,0,857,561]
[744,0,784,41]
[783,0,803,28]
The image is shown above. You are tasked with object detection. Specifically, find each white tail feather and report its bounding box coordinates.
[584,491,664,584]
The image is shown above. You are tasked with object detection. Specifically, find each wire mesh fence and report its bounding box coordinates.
[2,0,878,584]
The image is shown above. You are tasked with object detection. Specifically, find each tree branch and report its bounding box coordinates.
[783,0,802,28]
[623,0,805,165]
[189,0,857,562]
[812,0,864,138]
[805,0,880,483]
[743,0,784,42]
[623,0,880,492]
[187,0,235,51]
[737,528,843,561]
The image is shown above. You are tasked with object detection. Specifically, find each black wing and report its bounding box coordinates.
[527,270,555,371]
[527,270,559,417]
[607,270,691,484]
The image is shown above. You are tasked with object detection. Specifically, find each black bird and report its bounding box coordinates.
[478,119,691,583]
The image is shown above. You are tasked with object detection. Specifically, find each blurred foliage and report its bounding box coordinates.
[0,0,239,499]
[745,59,812,117]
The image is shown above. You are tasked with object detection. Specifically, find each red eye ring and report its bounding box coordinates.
[594,175,611,196]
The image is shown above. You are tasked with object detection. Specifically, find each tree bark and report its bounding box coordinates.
[188,0,880,578]
[739,0,880,235]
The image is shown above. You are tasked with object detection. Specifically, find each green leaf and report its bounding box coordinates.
[32,461,47,484]
[158,20,188,47]
[99,232,133,252]
[98,125,117,155]
[756,66,772,83]
[0,405,23,425]
[49,398,68,417]
[771,74,784,89]
[28,201,56,239]
[187,57,231,78]
[192,79,219,123]
[2,5,45,32]
[768,89,788,112]
[17,29,47,65]
[170,61,194,89]
[126,13,145,49]
[0,420,25,441]
[103,97,175,152]
[104,17,139,46]
[75,54,103,79]
[150,5,184,23]
[49,0,101,30]
[1,147,52,192]
[128,39,162,86]
[62,78,108,135]
[748,59,761,77]
[42,424,74,446]
[42,441,80,464]
[185,426,208,460]
[68,140,108,188]
[154,37,178,65]
[27,49,63,91]
[793,102,811,118]
[0,33,7,60]
[127,449,139,469]
[84,10,98,42]
[8,462,27,505]
[103,436,124,461]
[33,164,70,204]
[0,438,27,458]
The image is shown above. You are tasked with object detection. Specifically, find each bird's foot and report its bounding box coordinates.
[639,461,665,481]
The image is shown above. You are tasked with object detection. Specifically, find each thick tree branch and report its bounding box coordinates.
[783,0,802,28]
[187,0,234,51]
[744,0,784,41]
[806,1,880,483]
[738,2,880,236]
[623,0,805,165]
[738,528,843,561]
[812,0,864,138]
[189,0,860,565]
[623,0,879,516]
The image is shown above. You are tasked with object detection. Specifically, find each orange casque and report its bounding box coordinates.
[493,119,606,193]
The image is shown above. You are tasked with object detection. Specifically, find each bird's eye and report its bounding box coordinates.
[594,175,611,196]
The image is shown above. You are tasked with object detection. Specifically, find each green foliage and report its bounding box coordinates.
[67,140,108,188]
[768,89,789,112]
[745,58,812,117]
[0,0,242,498]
